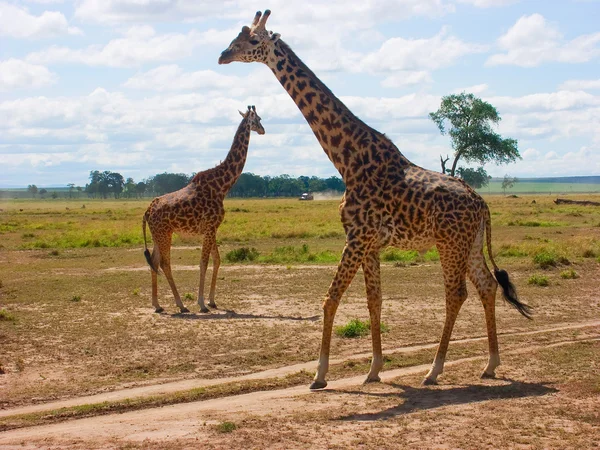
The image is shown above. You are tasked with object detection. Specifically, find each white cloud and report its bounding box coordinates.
[453,83,489,94]
[381,71,433,88]
[522,148,541,159]
[123,65,280,97]
[0,59,57,91]
[0,1,81,39]
[361,27,487,73]
[560,79,600,91]
[25,27,211,68]
[73,0,455,25]
[458,0,519,7]
[487,14,600,67]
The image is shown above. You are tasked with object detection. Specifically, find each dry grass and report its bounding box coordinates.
[0,194,599,415]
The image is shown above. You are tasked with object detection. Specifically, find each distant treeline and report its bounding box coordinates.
[490,176,600,184]
[3,171,346,199]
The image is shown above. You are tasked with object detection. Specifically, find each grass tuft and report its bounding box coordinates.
[259,244,338,264]
[533,251,570,269]
[380,248,419,263]
[215,421,237,433]
[225,247,259,263]
[71,295,81,302]
[335,318,389,338]
[560,269,579,279]
[528,274,549,287]
[0,309,16,322]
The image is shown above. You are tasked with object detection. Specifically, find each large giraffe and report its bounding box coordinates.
[142,106,265,313]
[219,11,532,389]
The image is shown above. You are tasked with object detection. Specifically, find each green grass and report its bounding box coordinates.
[528,274,550,287]
[215,421,237,433]
[380,248,419,263]
[335,318,389,338]
[507,220,563,227]
[0,309,16,322]
[533,251,570,269]
[259,244,339,264]
[560,269,579,279]
[225,247,259,263]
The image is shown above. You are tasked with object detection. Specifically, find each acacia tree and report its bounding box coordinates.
[502,174,518,195]
[27,184,38,198]
[430,93,521,177]
[455,167,490,189]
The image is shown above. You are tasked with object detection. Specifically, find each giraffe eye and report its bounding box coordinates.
[249,40,259,45]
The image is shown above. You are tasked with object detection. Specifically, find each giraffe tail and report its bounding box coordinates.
[142,213,159,273]
[484,206,533,320]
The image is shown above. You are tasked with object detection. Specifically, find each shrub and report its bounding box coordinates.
[225,247,259,263]
[560,269,579,279]
[528,274,549,287]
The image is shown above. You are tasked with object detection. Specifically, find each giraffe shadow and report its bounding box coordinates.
[170,309,320,322]
[333,378,557,421]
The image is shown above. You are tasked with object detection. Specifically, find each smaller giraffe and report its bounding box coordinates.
[142,106,265,313]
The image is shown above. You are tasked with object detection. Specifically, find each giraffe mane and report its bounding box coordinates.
[276,39,386,143]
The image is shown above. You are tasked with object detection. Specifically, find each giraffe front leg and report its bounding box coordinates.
[207,243,220,309]
[363,249,383,384]
[311,240,366,390]
[197,233,214,313]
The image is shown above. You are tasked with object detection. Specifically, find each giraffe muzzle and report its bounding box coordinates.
[218,51,233,65]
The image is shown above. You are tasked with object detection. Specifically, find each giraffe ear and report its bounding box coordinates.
[239,110,244,117]
[270,32,280,42]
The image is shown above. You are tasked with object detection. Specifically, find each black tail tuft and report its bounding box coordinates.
[144,249,158,273]
[494,268,533,320]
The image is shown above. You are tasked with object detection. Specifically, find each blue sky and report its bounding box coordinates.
[1,0,599,188]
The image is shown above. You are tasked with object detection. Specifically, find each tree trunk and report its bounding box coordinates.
[450,153,461,177]
[440,155,449,174]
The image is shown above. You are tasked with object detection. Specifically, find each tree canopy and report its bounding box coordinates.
[430,93,521,177]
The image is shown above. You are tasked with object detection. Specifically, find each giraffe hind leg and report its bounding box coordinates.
[468,247,500,379]
[424,245,469,385]
[208,243,220,308]
[159,239,189,313]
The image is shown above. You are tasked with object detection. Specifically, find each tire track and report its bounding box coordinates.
[1,319,598,419]
[1,337,597,445]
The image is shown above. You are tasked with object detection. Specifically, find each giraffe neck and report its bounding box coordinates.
[214,117,251,192]
[265,39,411,185]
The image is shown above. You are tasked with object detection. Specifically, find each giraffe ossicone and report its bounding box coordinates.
[220,10,532,389]
[142,106,265,313]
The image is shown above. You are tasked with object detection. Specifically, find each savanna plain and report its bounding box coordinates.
[0,194,599,449]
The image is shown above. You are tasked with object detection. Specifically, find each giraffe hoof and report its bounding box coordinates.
[309,380,327,390]
[422,377,438,386]
[180,307,190,313]
[154,307,164,314]
[200,307,210,314]
[208,302,217,309]
[481,371,496,379]
[364,375,381,384]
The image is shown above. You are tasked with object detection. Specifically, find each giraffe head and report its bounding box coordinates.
[240,105,265,135]
[218,10,280,65]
